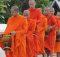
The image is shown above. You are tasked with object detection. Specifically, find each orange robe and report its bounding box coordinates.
[0,35,2,47]
[29,8,47,55]
[26,19,36,57]
[0,39,3,47]
[29,8,42,20]
[4,15,28,57]
[35,15,47,54]
[0,32,4,48]
[45,15,57,53]
[55,17,60,52]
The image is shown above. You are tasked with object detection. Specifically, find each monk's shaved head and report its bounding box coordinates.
[11,6,19,12]
[44,7,49,10]
[44,7,54,15]
[44,7,50,16]
[29,0,36,4]
[44,7,54,11]
[49,7,54,12]
[11,6,19,16]
[49,7,55,15]
[23,10,30,16]
[29,0,35,1]
[29,0,36,8]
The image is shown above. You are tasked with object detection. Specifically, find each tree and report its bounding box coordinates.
[35,0,52,13]
[0,0,7,23]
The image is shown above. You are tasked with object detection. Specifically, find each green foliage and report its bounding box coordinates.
[0,0,7,23]
[35,0,52,13]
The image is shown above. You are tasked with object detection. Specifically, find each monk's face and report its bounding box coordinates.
[44,8,49,16]
[11,9,18,16]
[49,10,54,16]
[29,0,36,8]
[23,10,30,19]
[23,12,29,17]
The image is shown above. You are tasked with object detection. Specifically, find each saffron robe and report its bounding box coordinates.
[55,17,60,52]
[26,18,36,57]
[4,15,28,57]
[45,15,57,53]
[29,8,47,54]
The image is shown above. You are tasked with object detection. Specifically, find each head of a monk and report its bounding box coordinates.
[49,7,55,16]
[29,0,36,8]
[11,6,19,16]
[23,10,30,19]
[44,7,50,16]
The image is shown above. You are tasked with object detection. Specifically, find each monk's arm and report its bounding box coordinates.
[51,17,57,30]
[43,17,48,31]
[4,18,11,34]
[16,18,28,34]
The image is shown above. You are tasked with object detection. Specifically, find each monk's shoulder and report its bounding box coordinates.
[43,15,47,19]
[41,15,47,23]
[52,16,56,19]
[29,19,37,26]
[29,19,36,23]
[52,16,57,21]
[7,16,14,23]
[36,8,42,12]
[19,15,25,19]
[8,16,15,20]
[19,15,28,22]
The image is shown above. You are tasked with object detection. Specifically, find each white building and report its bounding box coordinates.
[0,24,7,57]
[51,0,60,15]
[0,24,7,32]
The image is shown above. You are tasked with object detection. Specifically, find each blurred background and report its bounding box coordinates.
[0,0,60,24]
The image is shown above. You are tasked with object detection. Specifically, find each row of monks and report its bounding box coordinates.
[0,0,60,57]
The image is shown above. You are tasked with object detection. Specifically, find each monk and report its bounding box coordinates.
[55,12,60,57]
[44,7,57,57]
[28,0,47,56]
[23,10,36,57]
[4,6,28,57]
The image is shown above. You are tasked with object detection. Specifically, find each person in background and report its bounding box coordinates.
[23,10,37,57]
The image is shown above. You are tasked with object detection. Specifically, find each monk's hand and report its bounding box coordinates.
[57,30,60,36]
[45,26,53,35]
[10,31,16,36]
[47,26,53,32]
